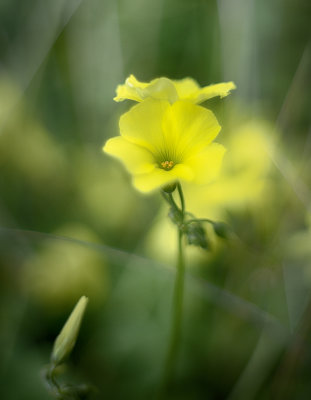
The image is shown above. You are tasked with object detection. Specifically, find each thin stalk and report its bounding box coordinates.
[168,192,180,212]
[160,184,186,396]
[177,182,185,216]
[46,365,62,396]
[46,365,80,400]
[186,218,214,225]
[161,190,179,213]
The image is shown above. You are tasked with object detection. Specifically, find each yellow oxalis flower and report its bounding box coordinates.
[103,98,226,193]
[183,120,274,219]
[114,74,236,104]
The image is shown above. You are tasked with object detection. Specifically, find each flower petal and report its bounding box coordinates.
[114,75,236,104]
[194,82,236,103]
[119,98,170,153]
[133,164,194,193]
[185,143,226,184]
[143,77,178,103]
[114,75,178,103]
[114,75,149,102]
[172,77,200,99]
[103,137,156,174]
[162,101,221,160]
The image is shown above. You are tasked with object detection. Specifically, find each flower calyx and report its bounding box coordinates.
[185,220,210,250]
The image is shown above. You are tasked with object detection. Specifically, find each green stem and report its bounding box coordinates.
[161,190,170,204]
[169,230,185,372]
[46,364,62,397]
[160,184,186,395]
[168,192,179,213]
[186,218,214,225]
[177,182,185,216]
[161,190,179,213]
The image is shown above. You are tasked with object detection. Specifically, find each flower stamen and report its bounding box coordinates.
[161,160,175,170]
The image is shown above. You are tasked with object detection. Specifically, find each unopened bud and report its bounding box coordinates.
[213,222,230,239]
[162,182,177,193]
[186,222,209,250]
[51,296,88,366]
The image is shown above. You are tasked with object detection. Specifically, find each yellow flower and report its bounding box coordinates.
[184,120,274,219]
[103,98,225,193]
[114,74,236,104]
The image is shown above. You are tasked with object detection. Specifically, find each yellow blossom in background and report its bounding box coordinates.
[22,224,108,308]
[144,119,274,263]
[114,74,236,104]
[104,98,226,193]
[185,120,274,219]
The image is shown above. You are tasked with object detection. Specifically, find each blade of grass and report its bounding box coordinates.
[0,0,84,133]
[0,227,288,334]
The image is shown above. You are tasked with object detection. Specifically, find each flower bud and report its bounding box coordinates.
[212,222,230,239]
[51,296,88,366]
[162,182,177,193]
[186,222,209,250]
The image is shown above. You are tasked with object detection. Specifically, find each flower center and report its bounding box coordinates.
[160,160,174,170]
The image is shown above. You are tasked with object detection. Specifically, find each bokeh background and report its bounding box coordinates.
[1,0,311,399]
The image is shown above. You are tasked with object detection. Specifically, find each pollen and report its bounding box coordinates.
[161,160,174,170]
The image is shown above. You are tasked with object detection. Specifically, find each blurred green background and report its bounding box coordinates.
[0,0,311,399]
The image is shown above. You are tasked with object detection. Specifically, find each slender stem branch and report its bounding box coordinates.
[168,192,179,212]
[186,218,214,225]
[177,182,185,216]
[161,190,179,213]
[161,190,170,204]
[46,365,62,396]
